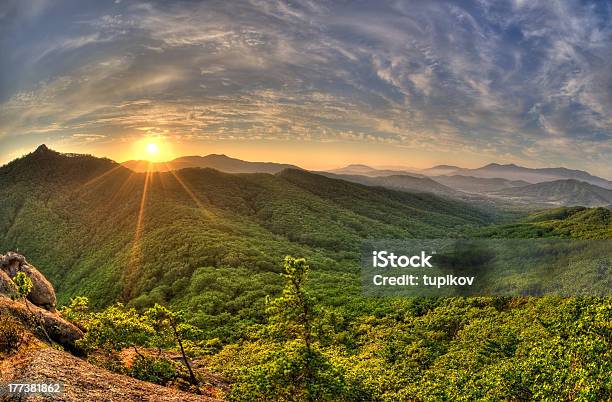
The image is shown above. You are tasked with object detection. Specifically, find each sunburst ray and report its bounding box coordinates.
[123,163,153,300]
[163,163,215,219]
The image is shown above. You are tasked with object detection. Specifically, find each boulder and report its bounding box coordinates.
[0,252,24,277]
[0,295,84,354]
[0,252,83,353]
[0,269,18,295]
[0,252,56,311]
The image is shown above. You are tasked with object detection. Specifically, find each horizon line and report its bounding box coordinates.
[5,143,611,182]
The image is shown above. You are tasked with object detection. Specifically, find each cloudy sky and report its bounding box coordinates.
[1,0,611,176]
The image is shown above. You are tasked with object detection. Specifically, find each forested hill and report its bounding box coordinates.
[0,146,494,333]
[475,206,612,239]
[2,147,611,400]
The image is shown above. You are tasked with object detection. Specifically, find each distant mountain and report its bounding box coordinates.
[328,164,424,178]
[433,175,530,194]
[122,154,300,174]
[319,172,458,197]
[494,179,612,207]
[421,163,611,189]
[419,165,462,176]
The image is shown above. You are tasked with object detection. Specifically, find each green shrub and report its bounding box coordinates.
[130,355,182,385]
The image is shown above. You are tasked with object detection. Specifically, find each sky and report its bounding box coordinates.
[0,0,611,177]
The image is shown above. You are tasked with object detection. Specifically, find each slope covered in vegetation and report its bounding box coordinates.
[1,148,610,400]
[0,147,494,338]
[475,206,612,239]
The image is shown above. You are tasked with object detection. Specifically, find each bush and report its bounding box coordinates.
[0,313,25,353]
[130,355,182,385]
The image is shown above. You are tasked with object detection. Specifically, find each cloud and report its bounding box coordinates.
[0,0,611,177]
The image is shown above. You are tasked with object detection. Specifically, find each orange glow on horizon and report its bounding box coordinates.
[130,137,175,163]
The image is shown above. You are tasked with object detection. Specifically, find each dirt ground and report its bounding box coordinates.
[0,339,224,402]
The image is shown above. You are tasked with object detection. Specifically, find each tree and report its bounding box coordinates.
[75,303,155,367]
[266,256,316,350]
[59,296,90,330]
[230,256,346,401]
[145,304,200,386]
[65,300,201,387]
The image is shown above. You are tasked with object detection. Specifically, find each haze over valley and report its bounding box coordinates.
[112,148,612,208]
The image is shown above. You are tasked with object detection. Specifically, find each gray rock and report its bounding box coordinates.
[0,252,57,311]
[0,269,18,295]
[0,294,84,353]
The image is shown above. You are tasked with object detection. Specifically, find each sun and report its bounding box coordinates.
[146,142,159,155]
[132,137,173,162]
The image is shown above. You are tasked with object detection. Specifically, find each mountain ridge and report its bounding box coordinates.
[433,175,531,193]
[326,164,424,178]
[122,154,300,174]
[318,171,459,197]
[494,179,612,207]
[421,163,611,188]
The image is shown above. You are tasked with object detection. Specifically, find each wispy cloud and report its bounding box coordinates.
[0,0,611,177]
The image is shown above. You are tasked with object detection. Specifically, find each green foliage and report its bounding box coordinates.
[229,341,347,401]
[130,355,183,386]
[265,257,315,345]
[212,256,349,401]
[476,206,612,239]
[76,303,154,354]
[145,304,201,385]
[319,297,611,401]
[12,272,32,299]
[2,151,612,399]
[12,271,54,345]
[59,296,90,326]
[66,299,202,387]
[212,281,612,400]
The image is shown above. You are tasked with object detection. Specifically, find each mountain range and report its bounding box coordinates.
[326,164,424,177]
[7,145,612,217]
[1,145,611,400]
[7,145,609,316]
[121,155,612,193]
[122,154,299,174]
[0,145,493,336]
[432,175,531,193]
[423,163,612,189]
[318,172,458,197]
[326,163,612,207]
[493,179,612,207]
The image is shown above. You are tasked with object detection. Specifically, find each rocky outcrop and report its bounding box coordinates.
[0,295,83,353]
[0,270,18,295]
[0,252,82,353]
[0,252,56,311]
[0,344,221,401]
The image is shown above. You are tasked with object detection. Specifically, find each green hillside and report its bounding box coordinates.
[1,147,610,400]
[0,147,494,337]
[475,206,612,239]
